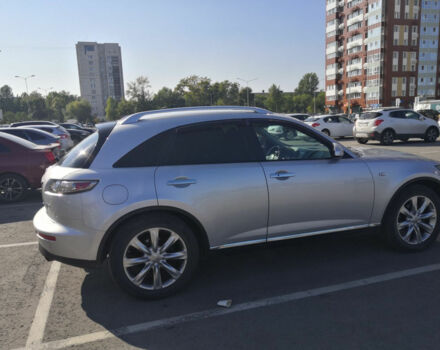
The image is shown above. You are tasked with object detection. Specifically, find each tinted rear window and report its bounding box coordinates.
[59,133,98,168]
[359,112,382,120]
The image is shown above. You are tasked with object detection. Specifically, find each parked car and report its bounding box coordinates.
[0,127,63,158]
[34,106,440,298]
[305,115,354,137]
[417,109,439,122]
[60,123,95,133]
[354,108,439,145]
[26,125,74,151]
[284,113,310,122]
[10,121,59,127]
[0,132,57,202]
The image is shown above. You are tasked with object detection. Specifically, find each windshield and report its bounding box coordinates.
[305,117,319,122]
[359,112,382,120]
[59,132,98,168]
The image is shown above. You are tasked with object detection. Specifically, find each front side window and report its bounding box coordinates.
[250,122,332,161]
[405,111,420,119]
[339,117,353,124]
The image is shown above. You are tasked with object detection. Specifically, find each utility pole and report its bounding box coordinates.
[237,77,258,106]
[15,75,36,94]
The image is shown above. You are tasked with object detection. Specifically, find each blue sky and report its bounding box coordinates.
[0,0,325,95]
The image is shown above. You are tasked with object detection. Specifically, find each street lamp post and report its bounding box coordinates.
[237,77,258,106]
[14,74,35,94]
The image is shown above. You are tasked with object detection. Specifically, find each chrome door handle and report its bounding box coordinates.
[270,171,295,180]
[167,177,197,187]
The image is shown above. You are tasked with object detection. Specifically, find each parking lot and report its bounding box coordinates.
[2,139,440,350]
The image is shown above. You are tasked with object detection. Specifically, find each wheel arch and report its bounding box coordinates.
[97,206,210,262]
[381,177,440,225]
[0,172,30,187]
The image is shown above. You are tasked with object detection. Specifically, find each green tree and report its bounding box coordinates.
[295,73,319,96]
[66,100,92,123]
[126,76,153,111]
[105,97,118,121]
[46,91,77,122]
[175,75,212,106]
[292,94,313,113]
[152,87,185,109]
[116,99,136,117]
[23,92,49,120]
[265,84,284,112]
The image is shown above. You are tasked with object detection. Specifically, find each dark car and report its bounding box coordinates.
[10,121,59,127]
[417,109,439,122]
[60,123,95,133]
[0,132,57,202]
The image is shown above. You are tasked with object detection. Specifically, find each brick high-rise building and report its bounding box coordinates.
[325,0,440,113]
[76,42,124,118]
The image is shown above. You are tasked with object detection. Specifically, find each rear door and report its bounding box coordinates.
[324,116,342,136]
[248,120,374,240]
[338,116,354,136]
[155,120,269,248]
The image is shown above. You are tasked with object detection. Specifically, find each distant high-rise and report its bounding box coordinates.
[76,42,124,118]
[325,0,440,112]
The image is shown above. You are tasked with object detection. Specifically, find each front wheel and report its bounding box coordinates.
[109,214,199,299]
[383,185,440,251]
[424,127,439,143]
[356,138,368,144]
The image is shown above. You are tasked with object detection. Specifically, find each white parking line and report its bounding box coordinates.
[26,261,61,348]
[17,262,440,350]
[0,241,38,249]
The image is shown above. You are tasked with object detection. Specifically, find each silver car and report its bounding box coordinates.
[354,108,439,145]
[34,106,440,298]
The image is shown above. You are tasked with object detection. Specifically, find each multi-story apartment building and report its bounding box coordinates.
[76,42,124,118]
[325,0,440,113]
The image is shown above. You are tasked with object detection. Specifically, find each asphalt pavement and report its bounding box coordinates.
[2,139,440,350]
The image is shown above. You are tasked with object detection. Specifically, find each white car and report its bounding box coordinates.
[305,115,354,138]
[24,125,74,151]
[354,108,440,145]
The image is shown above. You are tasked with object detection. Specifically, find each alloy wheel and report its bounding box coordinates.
[123,227,188,290]
[426,128,438,142]
[0,177,24,201]
[382,130,394,145]
[396,196,437,245]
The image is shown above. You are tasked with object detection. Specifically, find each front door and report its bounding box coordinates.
[248,120,375,240]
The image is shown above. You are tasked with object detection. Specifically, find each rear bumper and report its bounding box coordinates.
[39,244,99,268]
[33,206,101,262]
[354,131,381,140]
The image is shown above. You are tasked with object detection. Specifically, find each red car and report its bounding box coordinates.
[0,132,57,202]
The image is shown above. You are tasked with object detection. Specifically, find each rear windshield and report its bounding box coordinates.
[359,112,382,120]
[59,133,98,168]
[59,121,115,168]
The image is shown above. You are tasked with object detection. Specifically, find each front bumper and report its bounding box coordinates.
[33,206,101,263]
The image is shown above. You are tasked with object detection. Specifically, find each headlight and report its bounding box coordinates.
[46,179,98,194]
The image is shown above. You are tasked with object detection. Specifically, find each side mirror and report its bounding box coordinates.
[333,143,344,158]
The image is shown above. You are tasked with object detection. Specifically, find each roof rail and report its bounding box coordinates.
[120,106,270,125]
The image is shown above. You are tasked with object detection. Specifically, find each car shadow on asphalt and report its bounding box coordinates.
[79,229,440,348]
[360,140,440,148]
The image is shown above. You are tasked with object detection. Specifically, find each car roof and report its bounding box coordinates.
[5,127,58,138]
[0,131,38,149]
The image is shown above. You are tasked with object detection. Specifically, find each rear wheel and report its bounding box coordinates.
[109,214,199,299]
[380,129,394,145]
[356,138,368,144]
[383,185,440,251]
[322,129,330,136]
[424,127,439,143]
[0,174,27,202]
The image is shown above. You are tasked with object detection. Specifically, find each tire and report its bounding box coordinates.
[356,138,368,144]
[322,129,330,136]
[109,214,199,299]
[424,127,439,143]
[383,185,440,251]
[380,129,394,145]
[0,174,28,202]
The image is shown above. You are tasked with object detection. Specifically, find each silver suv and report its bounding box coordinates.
[34,106,440,298]
[354,108,439,145]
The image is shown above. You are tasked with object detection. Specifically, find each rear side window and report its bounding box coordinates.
[59,133,98,168]
[360,112,382,120]
[27,130,46,141]
[389,111,406,119]
[113,132,172,168]
[167,122,253,165]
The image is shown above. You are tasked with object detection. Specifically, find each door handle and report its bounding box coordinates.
[167,177,197,188]
[270,171,295,180]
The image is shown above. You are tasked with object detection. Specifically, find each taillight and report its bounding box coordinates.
[46,179,98,194]
[60,134,68,139]
[44,151,56,163]
[374,119,384,126]
[312,123,320,127]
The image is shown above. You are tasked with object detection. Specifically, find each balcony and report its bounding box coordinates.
[326,1,337,12]
[346,62,363,71]
[326,67,339,76]
[326,45,338,55]
[326,22,338,33]
[347,38,363,50]
[347,85,362,93]
[347,14,364,27]
[326,90,337,97]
